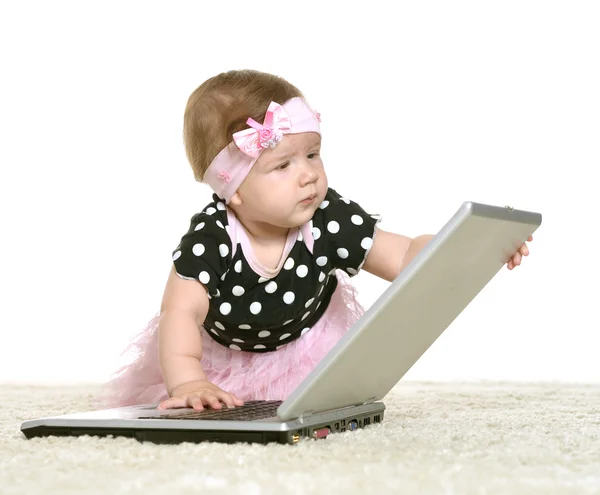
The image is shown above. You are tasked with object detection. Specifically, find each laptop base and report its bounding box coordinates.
[22,406,386,445]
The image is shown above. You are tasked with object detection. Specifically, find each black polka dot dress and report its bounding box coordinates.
[172,188,381,353]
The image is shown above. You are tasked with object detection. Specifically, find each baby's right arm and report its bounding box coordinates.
[156,266,244,410]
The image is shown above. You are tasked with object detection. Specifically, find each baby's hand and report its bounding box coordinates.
[157,380,244,411]
[507,235,533,270]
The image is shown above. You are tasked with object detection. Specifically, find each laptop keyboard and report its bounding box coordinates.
[142,400,283,421]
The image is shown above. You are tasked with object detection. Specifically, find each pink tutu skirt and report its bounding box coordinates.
[94,271,364,408]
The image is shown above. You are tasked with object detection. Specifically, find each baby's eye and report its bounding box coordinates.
[307,152,319,159]
[277,162,290,170]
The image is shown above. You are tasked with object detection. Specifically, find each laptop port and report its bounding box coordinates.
[340,427,346,432]
[374,415,381,423]
[334,422,339,430]
[364,417,371,426]
[292,433,300,443]
[341,419,346,427]
[348,420,358,431]
[313,427,330,439]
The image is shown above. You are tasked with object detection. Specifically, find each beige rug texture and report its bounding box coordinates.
[1,382,599,495]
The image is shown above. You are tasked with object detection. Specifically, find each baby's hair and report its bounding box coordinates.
[183,69,303,182]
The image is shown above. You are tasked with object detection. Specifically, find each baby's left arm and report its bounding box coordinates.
[362,229,435,282]
[362,229,533,282]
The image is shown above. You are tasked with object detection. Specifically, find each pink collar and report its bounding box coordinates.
[226,208,314,279]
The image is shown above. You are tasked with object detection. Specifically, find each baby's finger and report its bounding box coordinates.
[157,397,186,410]
[216,392,236,408]
[202,394,223,410]
[189,395,207,411]
[231,394,245,406]
[520,244,529,256]
[513,252,522,266]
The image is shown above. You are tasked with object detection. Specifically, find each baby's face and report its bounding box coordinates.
[235,132,328,230]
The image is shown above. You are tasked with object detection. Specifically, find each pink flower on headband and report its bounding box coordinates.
[233,102,292,157]
[217,170,231,183]
[259,127,273,142]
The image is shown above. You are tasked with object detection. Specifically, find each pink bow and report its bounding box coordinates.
[233,101,292,158]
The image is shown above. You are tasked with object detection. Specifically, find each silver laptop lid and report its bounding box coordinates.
[277,201,542,421]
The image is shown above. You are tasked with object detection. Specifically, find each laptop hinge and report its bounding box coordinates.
[363,397,377,405]
[298,411,314,424]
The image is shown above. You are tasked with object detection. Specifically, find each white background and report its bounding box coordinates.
[1,1,598,384]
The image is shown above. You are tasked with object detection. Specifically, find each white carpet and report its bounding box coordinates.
[1,382,599,494]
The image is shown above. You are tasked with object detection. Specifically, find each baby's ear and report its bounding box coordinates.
[229,192,243,206]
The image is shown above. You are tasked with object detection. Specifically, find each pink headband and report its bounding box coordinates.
[204,97,321,203]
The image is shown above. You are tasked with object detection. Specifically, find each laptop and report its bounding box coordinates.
[21,201,542,445]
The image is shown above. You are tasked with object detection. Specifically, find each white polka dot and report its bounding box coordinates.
[301,327,310,336]
[329,268,337,275]
[194,222,205,231]
[361,237,373,250]
[250,302,262,314]
[219,244,229,257]
[279,333,291,340]
[232,338,245,343]
[316,301,322,310]
[210,328,218,335]
[229,344,241,351]
[312,227,321,240]
[265,281,278,293]
[280,320,291,326]
[254,344,266,350]
[296,265,308,278]
[340,197,351,204]
[239,324,251,330]
[276,345,285,350]
[283,292,295,304]
[206,207,216,215]
[258,330,271,338]
[232,285,245,296]
[327,221,340,234]
[316,256,328,267]
[215,321,225,330]
[347,267,358,275]
[216,220,225,229]
[319,285,325,296]
[214,289,220,297]
[172,250,181,261]
[216,202,226,210]
[319,200,329,209]
[221,271,228,281]
[192,243,205,256]
[258,276,269,283]
[235,260,242,273]
[284,258,295,270]
[302,311,310,321]
[297,230,303,242]
[318,271,326,282]
[220,302,231,315]
[371,214,382,220]
[351,215,363,225]
[337,248,349,259]
[199,271,210,284]
[305,298,315,308]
